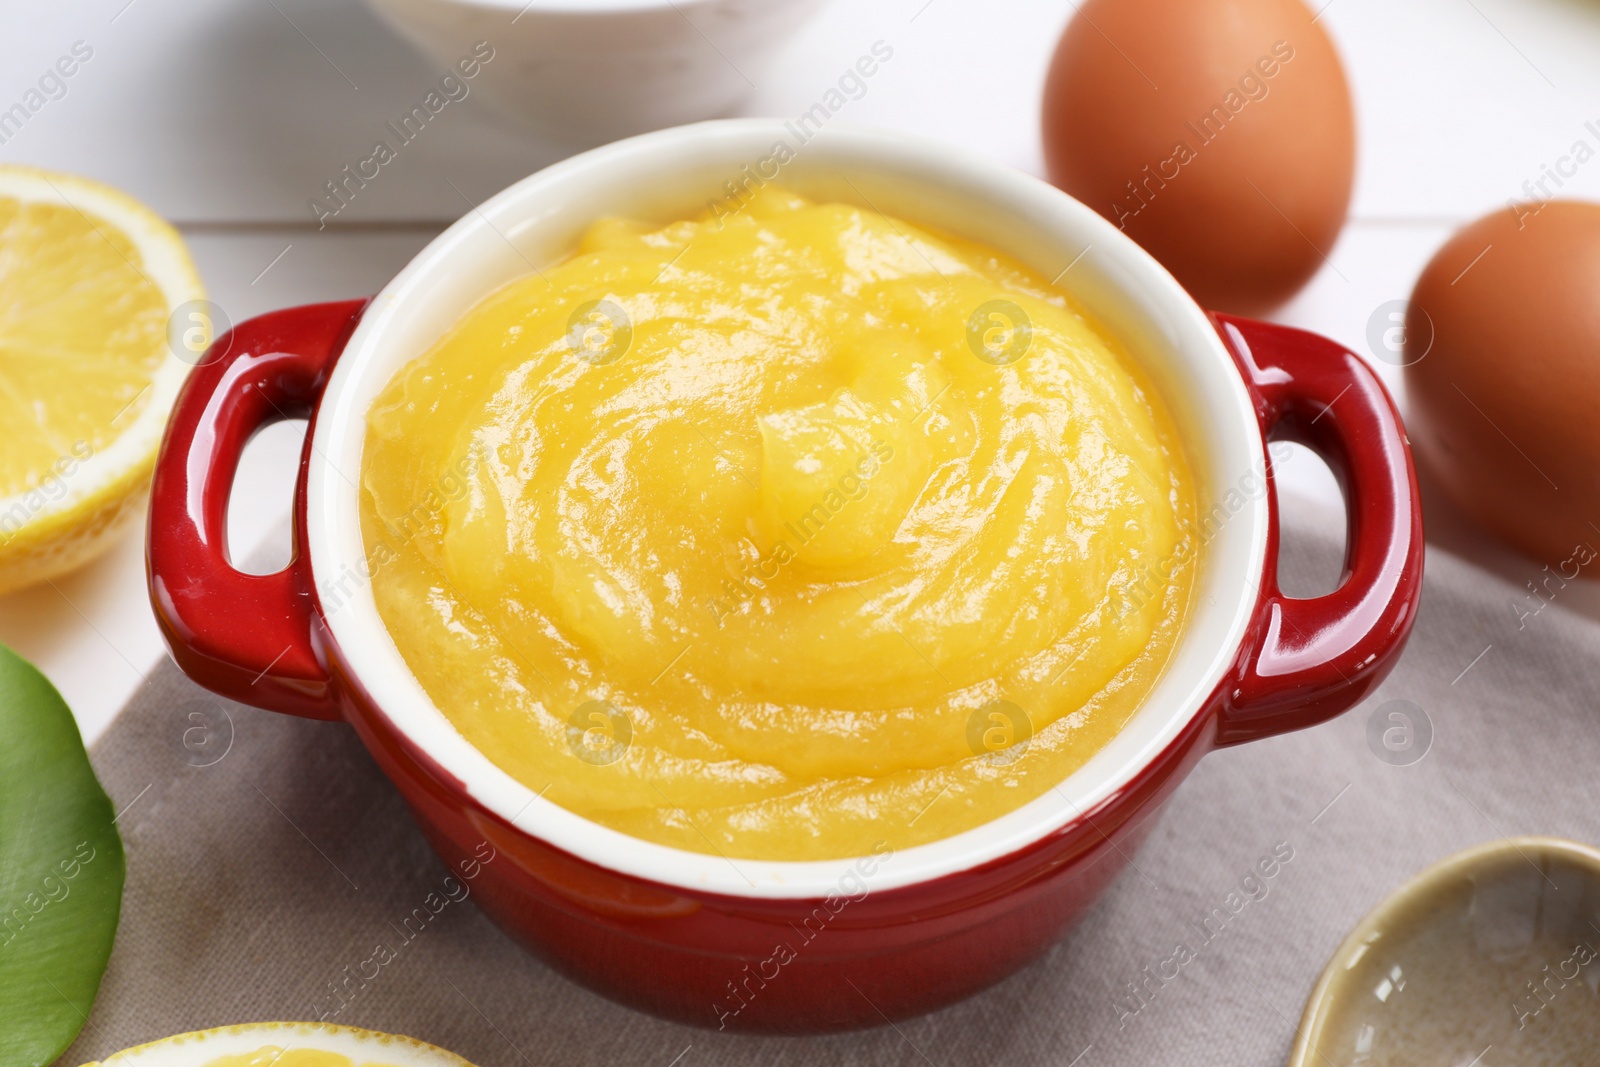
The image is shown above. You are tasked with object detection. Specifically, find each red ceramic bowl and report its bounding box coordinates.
[148,120,1422,1034]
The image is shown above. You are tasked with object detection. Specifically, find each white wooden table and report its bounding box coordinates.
[2,0,1598,744]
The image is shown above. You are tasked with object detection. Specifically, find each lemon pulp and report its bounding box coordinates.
[0,198,165,493]
[0,166,203,594]
[204,1050,397,1067]
[361,188,1196,861]
[80,1023,476,1067]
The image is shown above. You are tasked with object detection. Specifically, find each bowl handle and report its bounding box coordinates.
[148,299,369,721]
[1210,313,1424,747]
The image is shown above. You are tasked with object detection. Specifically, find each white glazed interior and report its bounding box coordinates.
[307,120,1269,898]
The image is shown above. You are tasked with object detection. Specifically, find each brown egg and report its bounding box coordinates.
[1405,200,1600,566]
[1041,0,1356,314]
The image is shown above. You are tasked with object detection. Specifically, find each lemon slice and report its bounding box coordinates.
[0,165,204,595]
[80,1022,478,1067]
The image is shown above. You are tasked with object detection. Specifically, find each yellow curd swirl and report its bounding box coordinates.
[360,188,1196,861]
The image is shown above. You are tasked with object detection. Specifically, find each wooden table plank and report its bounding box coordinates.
[3,0,1596,223]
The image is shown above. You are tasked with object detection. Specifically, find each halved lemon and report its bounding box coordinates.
[80,1022,478,1067]
[0,165,205,595]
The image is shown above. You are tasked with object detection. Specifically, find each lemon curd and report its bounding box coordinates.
[360,188,1196,861]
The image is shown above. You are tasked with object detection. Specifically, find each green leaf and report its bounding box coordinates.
[0,642,125,1067]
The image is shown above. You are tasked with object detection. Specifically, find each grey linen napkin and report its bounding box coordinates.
[58,510,1600,1066]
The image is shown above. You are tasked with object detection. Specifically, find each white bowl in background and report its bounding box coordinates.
[362,0,831,145]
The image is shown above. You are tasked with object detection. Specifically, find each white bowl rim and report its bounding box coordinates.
[388,0,778,14]
[305,118,1270,899]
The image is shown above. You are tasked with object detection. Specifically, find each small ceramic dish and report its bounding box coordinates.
[1290,836,1600,1066]
[148,119,1422,1032]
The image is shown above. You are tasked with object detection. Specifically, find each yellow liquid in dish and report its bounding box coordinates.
[360,188,1196,861]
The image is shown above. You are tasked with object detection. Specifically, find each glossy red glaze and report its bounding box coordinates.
[148,300,368,721]
[1210,313,1424,746]
[147,302,1422,1033]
